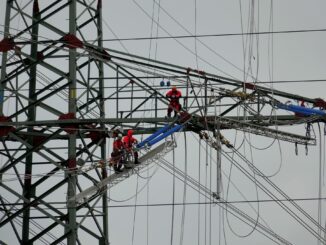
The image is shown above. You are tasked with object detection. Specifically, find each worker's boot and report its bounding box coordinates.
[134,156,140,165]
[134,152,139,165]
[114,165,123,173]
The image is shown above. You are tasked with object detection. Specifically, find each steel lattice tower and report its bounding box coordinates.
[0,1,110,244]
[0,1,325,244]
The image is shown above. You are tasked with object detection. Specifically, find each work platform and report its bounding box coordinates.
[73,141,175,205]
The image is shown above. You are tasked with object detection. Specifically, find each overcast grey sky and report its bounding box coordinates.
[1,1,326,245]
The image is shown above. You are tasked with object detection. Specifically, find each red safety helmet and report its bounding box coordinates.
[127,129,134,136]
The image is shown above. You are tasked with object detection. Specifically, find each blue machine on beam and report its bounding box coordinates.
[276,103,326,116]
[137,124,184,148]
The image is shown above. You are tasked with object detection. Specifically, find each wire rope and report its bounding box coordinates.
[106,166,160,203]
[157,156,292,245]
[317,123,323,245]
[184,132,276,235]
[3,24,326,43]
[179,132,187,245]
[198,139,201,245]
[205,140,208,245]
[170,146,176,245]
[3,197,326,209]
[245,134,283,178]
[189,131,324,242]
[224,128,260,237]
[209,145,212,245]
[131,174,140,245]
[150,0,260,82]
[223,149,326,243]
[144,3,158,243]
[132,0,239,81]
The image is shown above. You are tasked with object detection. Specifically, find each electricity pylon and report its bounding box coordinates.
[0,1,109,244]
[0,1,324,245]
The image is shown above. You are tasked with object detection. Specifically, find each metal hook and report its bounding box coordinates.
[295,142,298,156]
[306,123,311,138]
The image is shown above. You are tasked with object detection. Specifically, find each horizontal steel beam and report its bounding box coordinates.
[0,115,320,127]
[206,117,316,145]
[0,115,317,145]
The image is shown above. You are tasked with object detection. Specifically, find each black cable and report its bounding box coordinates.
[2,197,326,208]
[95,28,326,42]
[223,150,326,243]
[198,139,201,245]
[179,132,187,245]
[2,24,326,43]
[233,147,323,233]
[131,174,139,245]
[146,155,291,244]
[317,123,323,242]
[131,0,238,80]
[5,78,326,92]
[170,147,176,245]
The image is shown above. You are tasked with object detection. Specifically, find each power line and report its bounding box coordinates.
[1,197,326,209]
[94,28,326,42]
[257,79,326,84]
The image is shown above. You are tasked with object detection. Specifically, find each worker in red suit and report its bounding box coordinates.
[111,133,124,172]
[166,85,182,118]
[123,129,139,164]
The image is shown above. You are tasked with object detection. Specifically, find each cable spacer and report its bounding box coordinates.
[88,126,105,142]
[179,111,192,123]
[313,98,326,109]
[0,37,15,52]
[63,34,83,49]
[198,70,205,76]
[243,82,256,90]
[58,113,78,134]
[0,116,15,137]
[67,158,77,170]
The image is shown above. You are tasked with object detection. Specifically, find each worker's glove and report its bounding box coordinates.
[132,144,138,151]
